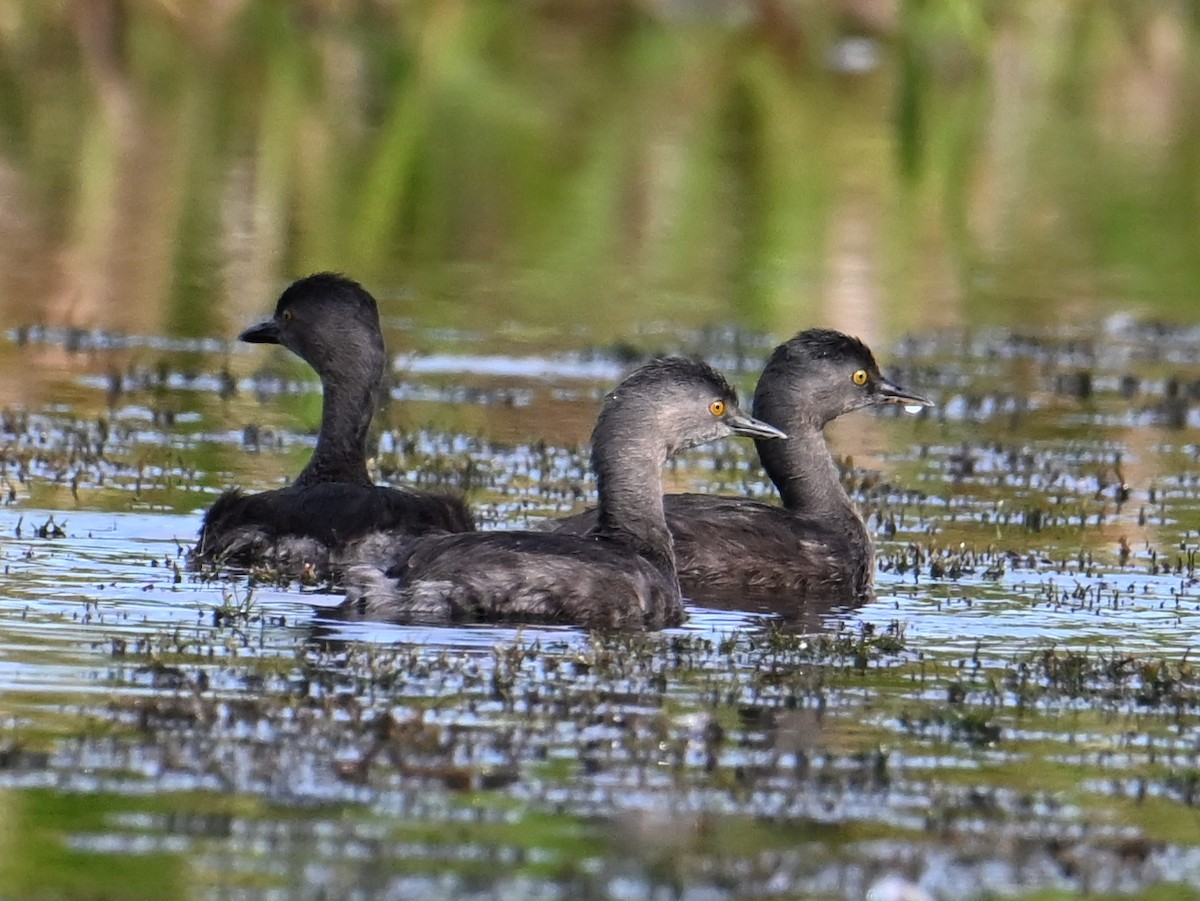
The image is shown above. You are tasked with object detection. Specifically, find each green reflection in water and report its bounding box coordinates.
[0,789,185,901]
[0,2,1198,344]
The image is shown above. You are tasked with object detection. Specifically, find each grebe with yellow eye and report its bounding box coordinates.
[336,357,786,629]
[551,329,932,605]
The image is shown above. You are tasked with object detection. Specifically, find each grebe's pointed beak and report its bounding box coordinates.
[239,319,282,345]
[876,377,933,413]
[725,407,788,440]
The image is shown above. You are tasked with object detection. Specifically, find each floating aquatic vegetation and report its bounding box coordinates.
[5,314,1200,897]
[7,613,1200,898]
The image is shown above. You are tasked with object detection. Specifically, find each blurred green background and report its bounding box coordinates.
[2,0,1198,359]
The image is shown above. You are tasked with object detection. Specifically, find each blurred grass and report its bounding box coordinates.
[0,0,1198,342]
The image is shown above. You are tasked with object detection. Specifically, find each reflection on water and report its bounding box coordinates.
[2,306,1200,896]
[2,223,1200,897]
[4,2,1200,350]
[3,3,1200,899]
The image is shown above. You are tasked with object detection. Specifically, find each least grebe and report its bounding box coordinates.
[194,273,473,574]
[336,357,786,629]
[553,329,932,602]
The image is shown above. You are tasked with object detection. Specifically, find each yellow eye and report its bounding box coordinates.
[852,369,869,386]
[282,309,294,322]
[709,399,726,417]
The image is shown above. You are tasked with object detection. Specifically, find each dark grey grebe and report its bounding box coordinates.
[336,358,785,629]
[552,329,932,603]
[194,273,473,574]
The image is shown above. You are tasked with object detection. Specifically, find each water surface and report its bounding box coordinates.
[5,4,1200,899]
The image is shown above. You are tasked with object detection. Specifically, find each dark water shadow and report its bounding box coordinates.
[683,589,867,635]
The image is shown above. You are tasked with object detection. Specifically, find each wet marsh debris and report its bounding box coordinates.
[898,704,1002,747]
[212,583,262,626]
[0,404,212,504]
[9,514,69,540]
[875,529,1200,594]
[1003,647,1200,710]
[15,615,1200,897]
[12,320,1200,894]
[188,545,303,587]
[32,515,66,538]
[372,427,489,494]
[907,324,1200,428]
